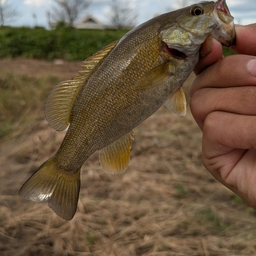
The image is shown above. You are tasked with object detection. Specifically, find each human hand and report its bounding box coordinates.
[190,24,256,208]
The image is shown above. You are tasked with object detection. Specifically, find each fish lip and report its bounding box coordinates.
[216,0,231,17]
[220,29,236,47]
[224,34,236,47]
[230,33,236,47]
[220,25,236,47]
[210,0,236,47]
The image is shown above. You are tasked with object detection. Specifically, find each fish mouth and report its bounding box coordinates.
[213,28,236,47]
[211,0,236,47]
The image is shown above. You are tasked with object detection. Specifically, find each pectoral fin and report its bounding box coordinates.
[164,87,187,116]
[45,41,119,131]
[137,62,171,90]
[99,131,134,174]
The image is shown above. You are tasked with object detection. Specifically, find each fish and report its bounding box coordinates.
[19,0,236,220]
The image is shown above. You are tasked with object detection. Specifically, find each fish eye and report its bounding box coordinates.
[191,6,203,16]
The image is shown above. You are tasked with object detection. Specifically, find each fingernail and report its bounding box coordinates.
[247,59,256,76]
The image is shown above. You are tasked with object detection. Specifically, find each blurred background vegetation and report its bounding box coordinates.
[0,25,128,61]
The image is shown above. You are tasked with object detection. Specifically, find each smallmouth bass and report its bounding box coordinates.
[20,0,236,220]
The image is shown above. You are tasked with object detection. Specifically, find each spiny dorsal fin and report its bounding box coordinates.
[164,87,187,116]
[79,40,119,76]
[45,40,119,131]
[99,131,135,174]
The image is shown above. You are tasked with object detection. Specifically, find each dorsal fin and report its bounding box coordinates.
[45,40,119,131]
[79,40,119,76]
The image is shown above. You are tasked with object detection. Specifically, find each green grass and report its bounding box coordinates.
[174,185,189,198]
[223,46,237,56]
[197,207,224,230]
[0,26,128,61]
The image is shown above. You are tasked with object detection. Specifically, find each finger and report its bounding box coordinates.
[190,86,256,129]
[232,24,256,55]
[202,110,256,209]
[202,111,256,192]
[194,38,223,75]
[194,23,256,75]
[199,35,213,58]
[203,111,256,157]
[190,55,256,96]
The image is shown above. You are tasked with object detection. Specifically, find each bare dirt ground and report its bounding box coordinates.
[0,59,256,256]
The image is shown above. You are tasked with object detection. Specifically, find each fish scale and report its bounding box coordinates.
[20,0,236,220]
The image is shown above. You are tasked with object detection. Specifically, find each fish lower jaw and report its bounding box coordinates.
[211,5,236,47]
[210,24,236,47]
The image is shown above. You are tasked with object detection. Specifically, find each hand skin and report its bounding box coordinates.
[190,24,256,208]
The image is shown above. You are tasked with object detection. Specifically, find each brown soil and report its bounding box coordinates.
[0,59,256,256]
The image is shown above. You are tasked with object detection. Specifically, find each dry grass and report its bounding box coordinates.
[1,59,256,256]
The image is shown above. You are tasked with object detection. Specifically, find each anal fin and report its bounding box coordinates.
[164,87,187,116]
[99,131,134,174]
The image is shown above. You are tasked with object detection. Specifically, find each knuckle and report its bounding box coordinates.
[190,89,207,119]
[203,112,219,136]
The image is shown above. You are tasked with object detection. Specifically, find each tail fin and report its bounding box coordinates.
[19,157,80,220]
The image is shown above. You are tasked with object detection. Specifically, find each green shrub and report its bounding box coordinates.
[0,26,128,61]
